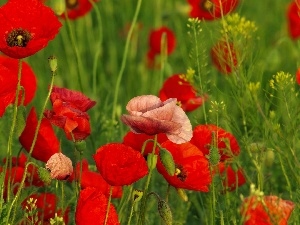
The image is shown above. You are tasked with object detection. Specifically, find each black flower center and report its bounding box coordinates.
[66,0,78,9]
[175,164,187,182]
[7,28,32,47]
[200,0,214,12]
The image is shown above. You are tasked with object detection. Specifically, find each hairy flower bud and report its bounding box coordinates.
[37,167,52,185]
[158,199,172,225]
[159,148,175,176]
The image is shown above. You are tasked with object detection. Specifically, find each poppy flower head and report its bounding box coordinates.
[63,0,99,20]
[76,187,120,225]
[240,195,295,225]
[0,0,62,58]
[46,153,73,180]
[121,95,192,144]
[19,107,60,163]
[287,0,300,40]
[188,0,239,20]
[123,131,168,155]
[156,140,212,192]
[159,74,206,112]
[93,143,148,186]
[190,124,240,161]
[211,40,238,74]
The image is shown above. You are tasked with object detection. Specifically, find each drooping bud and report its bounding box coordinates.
[37,167,52,185]
[48,55,58,73]
[159,148,175,176]
[264,148,275,167]
[158,199,172,225]
[46,153,73,180]
[147,153,158,170]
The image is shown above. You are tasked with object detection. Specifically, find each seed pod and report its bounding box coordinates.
[132,189,143,203]
[147,153,158,170]
[158,199,172,225]
[159,148,175,176]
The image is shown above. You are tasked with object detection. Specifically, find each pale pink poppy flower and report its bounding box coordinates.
[46,153,73,180]
[121,95,192,144]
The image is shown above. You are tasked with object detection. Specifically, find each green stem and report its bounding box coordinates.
[111,0,143,121]
[104,186,113,225]
[3,59,23,203]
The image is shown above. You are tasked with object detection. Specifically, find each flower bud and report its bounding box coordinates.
[158,199,172,225]
[48,55,58,73]
[46,153,73,180]
[132,189,143,203]
[75,140,87,153]
[264,148,275,167]
[159,148,175,176]
[37,167,52,185]
[147,153,158,170]
[49,0,66,16]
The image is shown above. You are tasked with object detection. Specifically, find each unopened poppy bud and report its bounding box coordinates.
[264,148,275,167]
[46,153,73,180]
[48,55,57,73]
[159,148,175,176]
[132,189,143,203]
[37,167,52,185]
[75,140,87,153]
[176,188,188,202]
[49,0,66,16]
[158,199,172,225]
[147,153,158,170]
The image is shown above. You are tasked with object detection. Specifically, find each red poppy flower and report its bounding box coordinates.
[147,26,176,68]
[240,195,295,225]
[62,0,99,20]
[93,143,148,186]
[44,86,96,141]
[157,140,211,192]
[190,124,240,161]
[211,40,238,74]
[123,131,168,155]
[188,0,239,20]
[159,74,206,112]
[0,0,62,59]
[121,95,192,144]
[76,187,120,225]
[218,162,246,192]
[19,107,60,163]
[296,68,300,85]
[287,1,300,40]
[21,192,69,224]
[0,56,37,104]
[70,159,123,198]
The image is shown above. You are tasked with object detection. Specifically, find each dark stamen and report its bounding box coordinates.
[7,28,31,47]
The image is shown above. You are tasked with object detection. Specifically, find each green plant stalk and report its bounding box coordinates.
[3,59,23,203]
[111,0,143,121]
[104,186,113,225]
[137,135,158,225]
[6,69,56,224]
[64,11,85,92]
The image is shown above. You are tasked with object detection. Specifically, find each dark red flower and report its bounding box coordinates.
[296,68,300,85]
[19,107,60,163]
[157,141,211,191]
[121,95,192,144]
[21,192,69,224]
[218,162,246,192]
[147,26,176,68]
[93,143,148,186]
[44,86,96,141]
[287,1,300,40]
[76,187,120,225]
[70,159,123,198]
[62,0,99,20]
[0,0,62,59]
[190,124,240,161]
[0,56,37,104]
[240,195,295,225]
[211,40,238,74]
[159,74,206,112]
[123,131,168,155]
[188,0,239,20]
